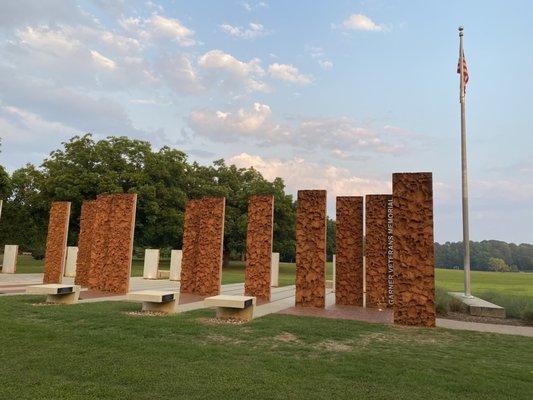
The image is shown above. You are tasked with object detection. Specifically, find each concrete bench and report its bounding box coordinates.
[204,295,256,321]
[26,284,81,304]
[128,290,179,314]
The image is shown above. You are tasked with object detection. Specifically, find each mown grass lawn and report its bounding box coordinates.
[1,295,532,400]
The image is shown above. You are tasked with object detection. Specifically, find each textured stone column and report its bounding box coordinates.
[181,197,225,296]
[2,245,18,274]
[64,246,78,277]
[75,200,98,286]
[84,194,137,294]
[143,249,160,279]
[169,250,183,281]
[335,196,363,306]
[270,252,280,287]
[43,202,71,284]
[295,190,326,308]
[245,195,274,301]
[365,194,393,308]
[99,193,137,294]
[393,173,435,327]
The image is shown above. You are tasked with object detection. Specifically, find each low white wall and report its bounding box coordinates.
[271,252,280,287]
[2,245,18,274]
[143,249,160,279]
[64,246,78,277]
[169,249,183,281]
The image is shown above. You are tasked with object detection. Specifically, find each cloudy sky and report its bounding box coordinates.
[0,0,532,243]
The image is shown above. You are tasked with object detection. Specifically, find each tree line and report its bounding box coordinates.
[0,135,302,263]
[435,241,533,272]
[1,135,531,270]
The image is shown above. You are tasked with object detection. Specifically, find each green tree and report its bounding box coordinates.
[487,257,510,272]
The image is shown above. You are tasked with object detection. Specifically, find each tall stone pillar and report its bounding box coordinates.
[98,193,137,294]
[43,202,71,284]
[295,190,326,308]
[393,172,435,327]
[180,197,225,296]
[84,194,137,294]
[335,196,364,306]
[244,195,274,301]
[365,194,393,308]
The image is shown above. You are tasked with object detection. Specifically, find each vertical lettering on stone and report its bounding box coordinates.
[393,172,435,327]
[43,202,71,284]
[245,195,274,302]
[335,196,364,306]
[75,200,97,286]
[387,199,394,306]
[365,194,392,308]
[295,190,326,308]
[181,197,225,296]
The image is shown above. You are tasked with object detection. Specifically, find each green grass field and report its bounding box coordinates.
[9,255,531,297]
[0,295,532,400]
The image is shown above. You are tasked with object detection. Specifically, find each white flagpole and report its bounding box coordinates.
[458,26,472,298]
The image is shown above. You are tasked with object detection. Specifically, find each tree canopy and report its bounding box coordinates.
[0,134,298,262]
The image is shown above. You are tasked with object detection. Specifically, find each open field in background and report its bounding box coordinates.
[1,295,532,400]
[6,255,532,321]
[8,255,531,294]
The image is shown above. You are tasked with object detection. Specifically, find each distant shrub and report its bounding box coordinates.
[31,249,45,260]
[521,308,533,325]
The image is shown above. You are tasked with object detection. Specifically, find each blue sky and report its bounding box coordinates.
[0,0,532,243]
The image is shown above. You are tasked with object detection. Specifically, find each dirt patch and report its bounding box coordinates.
[198,317,248,326]
[274,332,301,343]
[123,311,167,317]
[442,312,526,326]
[204,333,244,345]
[314,340,352,352]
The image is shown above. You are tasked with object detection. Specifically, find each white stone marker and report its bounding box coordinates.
[143,249,160,279]
[271,252,280,287]
[2,245,18,274]
[64,246,78,277]
[169,249,183,281]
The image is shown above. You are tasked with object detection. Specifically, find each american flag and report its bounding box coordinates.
[457,50,469,88]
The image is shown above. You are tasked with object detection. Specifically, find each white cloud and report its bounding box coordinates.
[187,102,411,154]
[228,152,391,200]
[157,54,204,93]
[219,22,268,39]
[268,63,312,85]
[188,102,283,142]
[319,60,333,69]
[148,14,196,46]
[90,50,117,70]
[198,50,268,92]
[342,13,385,32]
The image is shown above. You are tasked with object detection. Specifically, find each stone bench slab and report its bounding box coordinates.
[26,284,81,304]
[128,290,179,314]
[204,295,256,321]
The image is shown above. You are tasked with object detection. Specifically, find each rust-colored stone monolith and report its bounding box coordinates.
[43,202,71,284]
[365,194,393,308]
[244,195,274,301]
[86,194,137,294]
[74,200,98,287]
[335,196,363,306]
[295,190,326,308]
[393,172,435,327]
[180,197,225,297]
